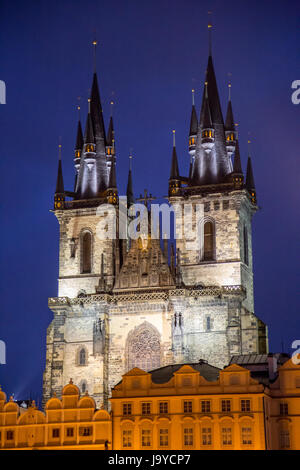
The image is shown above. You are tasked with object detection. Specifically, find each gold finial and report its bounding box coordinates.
[110,100,114,117]
[172,129,176,147]
[129,151,133,170]
[88,97,91,113]
[192,89,195,106]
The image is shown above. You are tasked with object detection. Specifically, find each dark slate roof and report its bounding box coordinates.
[200,55,224,126]
[232,139,243,174]
[108,158,117,189]
[189,105,198,136]
[230,353,290,366]
[55,159,64,194]
[225,100,235,131]
[75,120,83,151]
[246,156,255,191]
[149,361,221,384]
[84,111,95,144]
[202,93,213,129]
[90,72,106,145]
[230,353,290,385]
[170,145,180,180]
[126,169,134,206]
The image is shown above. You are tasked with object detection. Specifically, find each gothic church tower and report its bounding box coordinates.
[43,41,268,409]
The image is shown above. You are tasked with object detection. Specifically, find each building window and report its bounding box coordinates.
[241,399,251,412]
[280,403,288,416]
[126,322,160,372]
[159,402,168,414]
[66,428,74,437]
[183,401,193,413]
[203,221,214,261]
[141,429,151,447]
[82,231,92,273]
[206,316,211,331]
[241,427,252,445]
[201,427,212,446]
[280,430,290,449]
[52,429,60,438]
[243,226,249,265]
[79,348,87,366]
[141,402,151,415]
[122,430,132,448]
[79,427,92,437]
[221,400,231,412]
[201,400,211,413]
[6,430,14,440]
[123,403,132,416]
[159,429,169,447]
[223,200,229,210]
[183,428,193,447]
[221,427,232,446]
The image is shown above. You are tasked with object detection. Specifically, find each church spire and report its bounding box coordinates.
[246,146,256,204]
[225,83,236,158]
[169,130,181,196]
[231,138,244,189]
[188,89,198,156]
[126,154,134,208]
[201,82,215,152]
[107,155,118,205]
[54,144,65,210]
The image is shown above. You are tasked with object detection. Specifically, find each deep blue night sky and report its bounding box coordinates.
[0,0,299,404]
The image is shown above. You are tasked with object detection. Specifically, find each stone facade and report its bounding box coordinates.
[43,186,268,409]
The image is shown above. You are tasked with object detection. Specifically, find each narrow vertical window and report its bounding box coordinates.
[82,231,92,273]
[206,316,211,331]
[203,221,214,261]
[243,226,249,265]
[79,348,86,366]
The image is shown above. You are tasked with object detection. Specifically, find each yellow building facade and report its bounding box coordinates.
[1,359,299,450]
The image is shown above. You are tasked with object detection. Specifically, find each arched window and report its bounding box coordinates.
[79,348,86,366]
[206,316,211,331]
[243,226,249,266]
[126,322,160,372]
[203,221,214,261]
[82,231,92,273]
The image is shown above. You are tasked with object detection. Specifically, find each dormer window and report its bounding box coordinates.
[75,150,81,158]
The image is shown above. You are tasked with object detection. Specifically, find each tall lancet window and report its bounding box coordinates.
[82,231,92,273]
[203,221,214,261]
[243,226,249,266]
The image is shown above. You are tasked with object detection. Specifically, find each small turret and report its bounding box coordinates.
[246,148,256,204]
[106,101,115,174]
[188,89,198,156]
[201,82,215,152]
[231,139,244,189]
[225,83,236,158]
[74,107,83,174]
[83,99,96,170]
[126,154,134,208]
[54,144,65,210]
[106,156,118,205]
[169,130,181,196]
